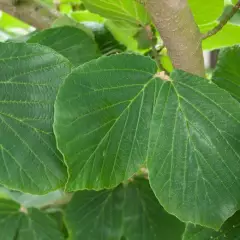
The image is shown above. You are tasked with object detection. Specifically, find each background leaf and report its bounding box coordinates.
[0,42,71,194]
[81,0,150,26]
[212,45,240,101]
[65,178,185,240]
[202,22,240,50]
[183,211,240,240]
[188,0,224,25]
[27,26,100,66]
[0,199,64,240]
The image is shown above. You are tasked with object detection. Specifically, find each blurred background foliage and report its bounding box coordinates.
[0,0,240,72]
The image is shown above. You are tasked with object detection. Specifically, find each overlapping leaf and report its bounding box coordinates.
[212,45,240,101]
[54,54,240,228]
[0,42,71,193]
[65,178,185,240]
[0,198,64,240]
[183,211,240,240]
[27,26,100,66]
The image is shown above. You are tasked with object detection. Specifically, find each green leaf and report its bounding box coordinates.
[0,199,21,239]
[0,42,71,194]
[81,0,150,26]
[183,211,240,240]
[0,188,65,208]
[212,46,240,101]
[0,199,64,240]
[71,10,105,23]
[27,26,100,67]
[188,0,224,25]
[54,54,156,191]
[148,69,240,229]
[54,54,240,228]
[105,20,140,50]
[202,22,240,50]
[0,11,30,37]
[65,178,185,240]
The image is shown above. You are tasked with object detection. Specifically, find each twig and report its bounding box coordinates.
[202,0,240,40]
[151,41,161,68]
[144,24,163,69]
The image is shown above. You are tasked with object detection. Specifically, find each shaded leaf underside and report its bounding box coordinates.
[65,178,184,240]
[0,198,64,240]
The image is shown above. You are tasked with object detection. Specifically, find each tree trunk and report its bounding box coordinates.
[0,0,59,29]
[146,0,205,77]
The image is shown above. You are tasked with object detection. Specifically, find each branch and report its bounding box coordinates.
[202,0,240,40]
[146,0,205,77]
[0,0,59,29]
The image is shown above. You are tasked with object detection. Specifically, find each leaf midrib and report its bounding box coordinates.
[68,76,156,185]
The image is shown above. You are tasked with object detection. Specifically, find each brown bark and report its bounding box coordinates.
[146,0,205,77]
[0,0,59,29]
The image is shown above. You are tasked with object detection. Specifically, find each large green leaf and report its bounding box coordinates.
[65,178,185,240]
[81,0,150,26]
[0,199,64,240]
[54,54,240,228]
[188,0,224,25]
[212,46,240,101]
[183,211,240,240]
[0,42,71,193]
[148,69,240,229]
[54,54,156,191]
[27,26,100,66]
